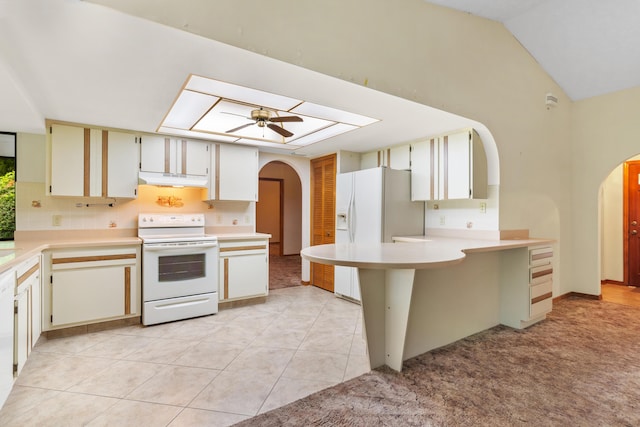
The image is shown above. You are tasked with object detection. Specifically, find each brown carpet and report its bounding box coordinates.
[237,297,640,426]
[269,255,302,290]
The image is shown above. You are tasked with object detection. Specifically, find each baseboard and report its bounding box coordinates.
[44,316,141,339]
[601,279,626,286]
[219,296,267,310]
[553,292,602,302]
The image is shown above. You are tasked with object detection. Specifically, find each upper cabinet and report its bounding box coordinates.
[139,136,209,176]
[214,144,258,201]
[49,123,139,198]
[411,129,487,201]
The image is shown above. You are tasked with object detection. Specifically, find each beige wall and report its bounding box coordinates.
[574,88,640,294]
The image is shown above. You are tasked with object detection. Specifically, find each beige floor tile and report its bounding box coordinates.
[1,391,118,427]
[169,408,250,427]
[126,365,219,406]
[68,360,163,398]
[309,314,359,335]
[299,329,354,354]
[189,370,279,416]
[344,353,371,381]
[33,332,112,355]
[282,350,349,383]
[201,323,263,346]
[259,376,338,414]
[86,399,182,427]
[173,341,245,370]
[78,334,157,359]
[251,326,308,349]
[15,353,116,390]
[125,338,198,363]
[224,346,295,376]
[350,332,368,356]
[268,313,318,331]
[0,386,61,422]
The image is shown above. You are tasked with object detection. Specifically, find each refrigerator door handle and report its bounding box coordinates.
[348,175,355,243]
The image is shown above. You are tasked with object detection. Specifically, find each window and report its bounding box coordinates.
[0,132,16,240]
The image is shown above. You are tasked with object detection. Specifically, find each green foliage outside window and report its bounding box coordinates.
[0,170,15,240]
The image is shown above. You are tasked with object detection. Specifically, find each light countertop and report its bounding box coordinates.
[301,236,554,270]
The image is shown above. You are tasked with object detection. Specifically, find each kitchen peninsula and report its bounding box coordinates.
[301,235,554,372]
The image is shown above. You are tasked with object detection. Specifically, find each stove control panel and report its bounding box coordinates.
[138,213,205,228]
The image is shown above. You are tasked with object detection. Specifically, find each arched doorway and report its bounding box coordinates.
[600,154,640,306]
[257,161,303,289]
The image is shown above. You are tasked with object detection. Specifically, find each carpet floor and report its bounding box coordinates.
[269,255,302,290]
[236,296,640,426]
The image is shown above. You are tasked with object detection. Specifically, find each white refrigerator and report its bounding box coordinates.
[334,167,425,301]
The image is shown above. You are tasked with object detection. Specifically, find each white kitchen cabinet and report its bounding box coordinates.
[49,123,139,198]
[42,246,140,331]
[215,144,258,201]
[500,245,554,329]
[140,135,210,176]
[411,129,487,200]
[218,238,268,301]
[13,255,40,377]
[0,269,14,409]
[410,138,438,201]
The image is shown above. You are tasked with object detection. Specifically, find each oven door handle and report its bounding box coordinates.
[143,243,218,251]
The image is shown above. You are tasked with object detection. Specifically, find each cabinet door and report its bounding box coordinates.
[14,286,29,376]
[410,139,438,201]
[0,271,13,407]
[218,144,258,201]
[183,140,209,176]
[140,135,172,174]
[226,253,268,299]
[107,131,139,198]
[444,131,471,199]
[52,266,125,326]
[50,124,85,196]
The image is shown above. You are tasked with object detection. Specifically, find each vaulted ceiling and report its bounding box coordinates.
[426,0,640,101]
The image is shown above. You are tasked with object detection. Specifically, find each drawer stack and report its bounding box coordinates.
[528,246,553,321]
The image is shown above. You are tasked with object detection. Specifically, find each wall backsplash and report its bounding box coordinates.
[16,182,255,231]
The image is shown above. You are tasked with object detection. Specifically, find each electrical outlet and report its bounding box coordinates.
[439,216,445,226]
[480,202,487,213]
[52,215,62,226]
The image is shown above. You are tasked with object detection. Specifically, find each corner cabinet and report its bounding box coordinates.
[411,129,487,201]
[49,123,139,198]
[218,237,268,302]
[500,245,554,329]
[42,245,141,331]
[214,144,259,201]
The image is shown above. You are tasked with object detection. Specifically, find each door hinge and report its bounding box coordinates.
[50,315,53,323]
[134,188,137,196]
[50,275,53,284]
[49,126,52,134]
[13,363,17,375]
[49,185,52,193]
[14,304,18,315]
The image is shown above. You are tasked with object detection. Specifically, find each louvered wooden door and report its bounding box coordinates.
[310,154,336,292]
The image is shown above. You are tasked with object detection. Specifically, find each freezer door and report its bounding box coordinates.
[353,168,383,243]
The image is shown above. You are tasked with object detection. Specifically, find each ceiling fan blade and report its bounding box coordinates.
[270,115,303,123]
[268,123,294,138]
[226,123,254,133]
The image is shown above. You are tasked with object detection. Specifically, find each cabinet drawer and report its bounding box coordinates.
[529,246,553,266]
[530,264,553,285]
[530,280,552,318]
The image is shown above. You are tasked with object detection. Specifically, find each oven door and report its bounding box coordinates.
[142,242,218,302]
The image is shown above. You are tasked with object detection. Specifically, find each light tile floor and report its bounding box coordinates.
[0,286,369,426]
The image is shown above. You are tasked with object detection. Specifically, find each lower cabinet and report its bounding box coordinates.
[500,245,554,329]
[218,238,268,302]
[13,255,40,377]
[42,246,141,331]
[334,266,361,302]
[0,270,14,409]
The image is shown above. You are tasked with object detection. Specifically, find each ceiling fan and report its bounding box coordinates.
[225,108,303,138]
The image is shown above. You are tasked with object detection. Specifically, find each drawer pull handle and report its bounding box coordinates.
[531,292,552,305]
[532,268,552,279]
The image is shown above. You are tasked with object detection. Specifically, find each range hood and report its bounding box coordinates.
[138,171,209,188]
